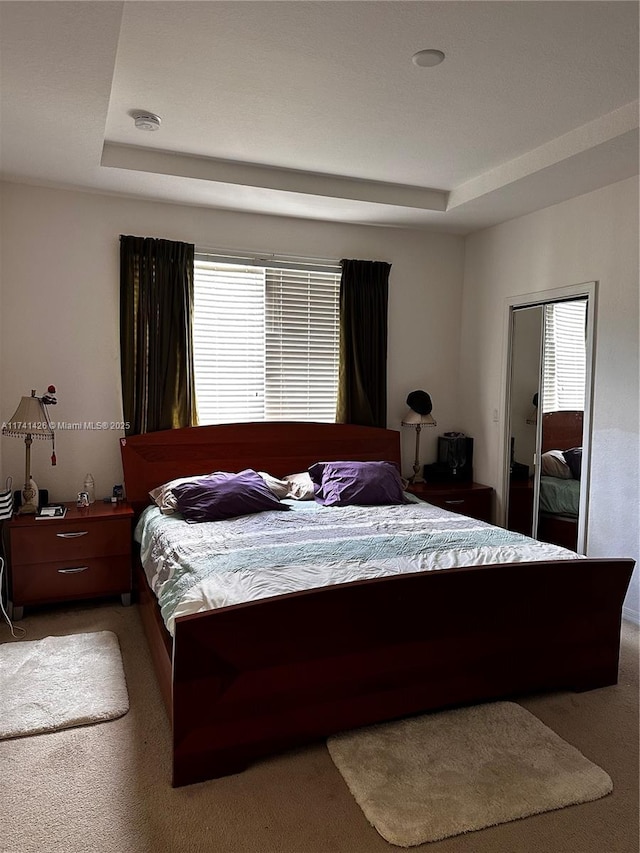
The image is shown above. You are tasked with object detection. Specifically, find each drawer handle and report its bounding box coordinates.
[57,566,89,574]
[445,499,465,505]
[56,531,89,539]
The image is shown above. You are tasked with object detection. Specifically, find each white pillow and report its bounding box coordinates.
[540,450,572,479]
[257,471,289,499]
[283,471,315,500]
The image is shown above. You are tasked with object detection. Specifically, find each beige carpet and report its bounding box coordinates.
[0,630,129,739]
[327,701,613,847]
[0,604,637,853]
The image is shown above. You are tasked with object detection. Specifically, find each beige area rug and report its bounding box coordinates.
[327,701,613,847]
[0,630,129,740]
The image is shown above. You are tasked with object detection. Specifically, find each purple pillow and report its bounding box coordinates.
[309,460,406,507]
[171,469,289,523]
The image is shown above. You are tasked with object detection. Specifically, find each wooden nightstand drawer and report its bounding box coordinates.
[8,501,134,619]
[10,517,131,566]
[11,555,131,605]
[408,482,493,523]
[425,490,490,520]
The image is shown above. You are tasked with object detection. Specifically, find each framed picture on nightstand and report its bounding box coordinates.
[35,504,67,519]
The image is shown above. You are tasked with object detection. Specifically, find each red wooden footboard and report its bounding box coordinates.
[168,557,634,786]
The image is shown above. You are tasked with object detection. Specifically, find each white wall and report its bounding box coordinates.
[0,182,465,501]
[460,177,640,622]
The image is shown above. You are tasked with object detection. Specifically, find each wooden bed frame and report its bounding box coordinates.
[120,421,634,787]
[541,410,583,455]
[539,410,584,550]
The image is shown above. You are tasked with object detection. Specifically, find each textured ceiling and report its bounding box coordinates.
[1,1,638,233]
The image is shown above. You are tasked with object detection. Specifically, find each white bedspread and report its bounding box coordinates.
[135,496,580,636]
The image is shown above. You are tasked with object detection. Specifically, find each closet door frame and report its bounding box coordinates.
[500,281,597,554]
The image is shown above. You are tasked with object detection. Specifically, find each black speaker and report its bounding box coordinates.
[424,435,473,482]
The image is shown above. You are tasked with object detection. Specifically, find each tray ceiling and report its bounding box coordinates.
[1,1,637,233]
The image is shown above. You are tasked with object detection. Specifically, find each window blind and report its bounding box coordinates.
[542,300,587,413]
[193,262,266,424]
[265,268,340,421]
[193,257,340,425]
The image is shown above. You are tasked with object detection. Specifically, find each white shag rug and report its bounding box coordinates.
[0,630,129,740]
[327,701,613,847]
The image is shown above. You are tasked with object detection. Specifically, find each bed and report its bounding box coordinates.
[538,410,584,550]
[120,421,634,787]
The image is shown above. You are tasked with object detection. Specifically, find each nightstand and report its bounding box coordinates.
[507,478,535,535]
[6,502,134,620]
[407,481,493,523]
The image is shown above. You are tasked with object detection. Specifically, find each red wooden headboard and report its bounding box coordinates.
[120,421,402,512]
[541,410,583,453]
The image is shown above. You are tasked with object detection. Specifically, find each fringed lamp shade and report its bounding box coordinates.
[2,391,54,513]
[2,394,54,439]
[401,409,437,428]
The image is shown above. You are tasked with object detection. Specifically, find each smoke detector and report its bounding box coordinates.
[412,49,445,67]
[132,111,162,131]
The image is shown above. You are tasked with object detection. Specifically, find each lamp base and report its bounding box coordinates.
[408,454,423,485]
[18,478,39,514]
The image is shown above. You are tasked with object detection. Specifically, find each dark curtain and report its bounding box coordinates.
[120,235,197,435]
[336,259,391,428]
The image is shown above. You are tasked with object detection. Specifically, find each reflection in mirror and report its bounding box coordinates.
[506,296,589,553]
[536,299,587,551]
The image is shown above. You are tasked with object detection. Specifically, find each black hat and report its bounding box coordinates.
[406,390,433,416]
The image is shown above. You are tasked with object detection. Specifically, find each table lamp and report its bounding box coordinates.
[401,390,437,485]
[2,388,57,514]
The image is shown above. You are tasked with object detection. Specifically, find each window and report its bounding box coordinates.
[193,256,340,424]
[542,300,587,413]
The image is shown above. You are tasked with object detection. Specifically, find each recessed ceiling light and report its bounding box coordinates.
[412,49,445,68]
[132,111,162,131]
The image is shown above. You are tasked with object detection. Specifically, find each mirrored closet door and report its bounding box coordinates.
[504,284,595,554]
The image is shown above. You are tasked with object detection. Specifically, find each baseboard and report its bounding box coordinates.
[622,606,640,626]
